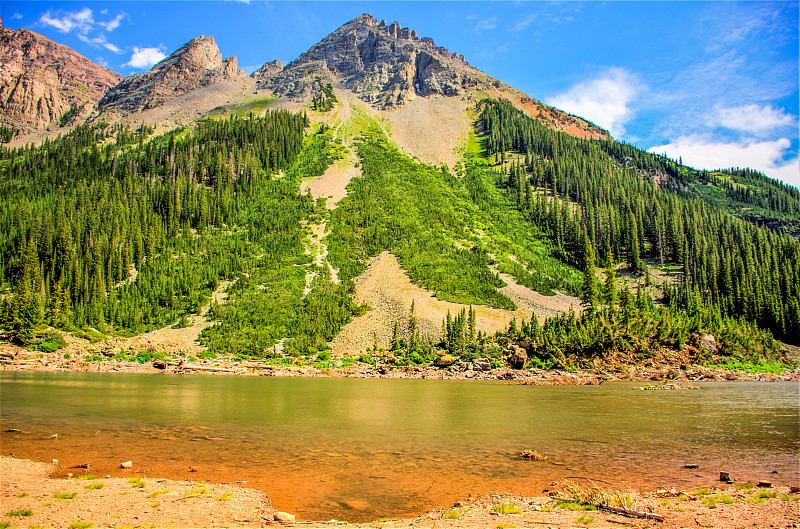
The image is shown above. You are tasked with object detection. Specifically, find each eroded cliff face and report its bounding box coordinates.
[98,36,247,113]
[257,14,500,110]
[0,27,123,134]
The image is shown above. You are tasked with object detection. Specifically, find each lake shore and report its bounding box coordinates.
[2,343,798,384]
[2,455,798,529]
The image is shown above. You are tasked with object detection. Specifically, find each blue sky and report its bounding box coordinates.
[4,1,798,187]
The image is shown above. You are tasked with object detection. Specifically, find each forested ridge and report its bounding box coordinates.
[0,111,327,345]
[479,99,800,345]
[0,97,797,367]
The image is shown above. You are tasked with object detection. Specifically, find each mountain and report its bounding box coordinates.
[257,14,608,141]
[98,35,247,113]
[1,13,798,373]
[0,27,122,135]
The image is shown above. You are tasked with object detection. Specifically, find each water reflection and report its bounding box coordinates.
[1,372,798,522]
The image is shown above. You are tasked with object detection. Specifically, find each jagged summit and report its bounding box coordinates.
[98,35,247,113]
[0,27,122,134]
[258,13,489,109]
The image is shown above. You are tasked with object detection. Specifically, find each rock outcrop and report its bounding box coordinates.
[251,59,284,81]
[0,27,123,135]
[98,36,247,113]
[263,14,491,109]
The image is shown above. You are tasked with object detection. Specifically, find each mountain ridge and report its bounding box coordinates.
[0,26,123,135]
[98,35,248,113]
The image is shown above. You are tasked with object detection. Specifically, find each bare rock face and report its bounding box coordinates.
[261,14,611,140]
[263,13,496,109]
[98,35,247,113]
[251,59,284,82]
[0,27,123,135]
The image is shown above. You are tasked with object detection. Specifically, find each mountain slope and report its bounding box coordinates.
[0,27,122,136]
[98,36,247,113]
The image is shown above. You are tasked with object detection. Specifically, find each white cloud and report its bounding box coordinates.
[648,136,800,188]
[475,16,497,32]
[11,13,23,20]
[714,104,795,136]
[125,46,167,69]
[38,7,126,53]
[78,33,122,53]
[40,7,95,33]
[547,67,641,137]
[99,13,126,32]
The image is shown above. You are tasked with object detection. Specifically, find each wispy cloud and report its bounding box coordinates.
[474,16,497,32]
[714,104,795,136]
[99,13,126,32]
[547,67,641,137]
[11,12,23,20]
[649,135,799,188]
[38,7,126,53]
[509,13,537,32]
[40,6,95,33]
[125,46,167,69]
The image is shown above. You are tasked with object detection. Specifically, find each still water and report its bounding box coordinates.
[1,372,798,521]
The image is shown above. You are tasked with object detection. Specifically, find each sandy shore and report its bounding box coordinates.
[2,456,798,528]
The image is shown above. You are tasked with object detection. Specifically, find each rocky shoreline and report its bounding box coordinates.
[2,345,798,384]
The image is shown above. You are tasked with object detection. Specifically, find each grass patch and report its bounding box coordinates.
[84,483,103,490]
[556,501,597,511]
[6,508,33,517]
[54,492,77,500]
[756,490,777,499]
[149,502,160,508]
[692,487,712,496]
[183,484,208,498]
[68,522,93,529]
[16,492,28,497]
[576,515,594,524]
[74,474,97,481]
[495,524,517,529]
[703,494,734,507]
[491,503,522,515]
[128,477,145,489]
[0,522,10,529]
[146,489,168,498]
[442,507,465,519]
[216,492,233,502]
[735,482,754,490]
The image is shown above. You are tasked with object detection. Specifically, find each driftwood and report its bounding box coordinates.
[179,363,238,373]
[552,498,664,522]
[599,504,664,521]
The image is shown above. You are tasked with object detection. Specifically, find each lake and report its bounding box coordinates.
[1,372,797,522]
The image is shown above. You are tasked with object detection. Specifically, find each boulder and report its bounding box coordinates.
[472,358,491,371]
[152,359,167,370]
[700,334,718,353]
[274,511,296,522]
[507,345,527,369]
[434,354,457,368]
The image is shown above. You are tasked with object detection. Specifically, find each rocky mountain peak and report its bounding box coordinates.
[152,35,223,72]
[261,13,484,109]
[0,27,123,135]
[98,34,246,114]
